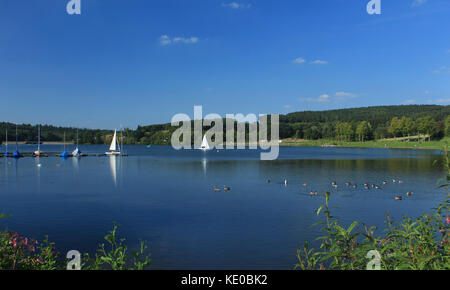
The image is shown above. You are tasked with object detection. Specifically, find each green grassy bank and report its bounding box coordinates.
[281,138,449,150]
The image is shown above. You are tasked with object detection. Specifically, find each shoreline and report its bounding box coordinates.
[279,139,448,151]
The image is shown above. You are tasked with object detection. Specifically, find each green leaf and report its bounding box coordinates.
[347,221,358,234]
[316,205,325,216]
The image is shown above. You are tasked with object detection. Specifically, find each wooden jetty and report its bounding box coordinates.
[0,152,128,158]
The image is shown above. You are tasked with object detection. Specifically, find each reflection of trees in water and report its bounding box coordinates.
[257,156,444,178]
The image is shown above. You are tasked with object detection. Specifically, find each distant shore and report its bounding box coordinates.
[2,141,74,145]
[2,140,447,150]
[280,138,449,150]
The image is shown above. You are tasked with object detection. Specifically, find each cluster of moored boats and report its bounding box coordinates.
[271,178,414,201]
[1,126,124,158]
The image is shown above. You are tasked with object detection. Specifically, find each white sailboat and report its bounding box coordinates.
[34,125,41,156]
[3,130,10,156]
[72,129,82,157]
[105,129,121,155]
[199,135,210,151]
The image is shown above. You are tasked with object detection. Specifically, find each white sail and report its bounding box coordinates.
[200,135,210,150]
[110,130,118,151]
[72,129,81,157]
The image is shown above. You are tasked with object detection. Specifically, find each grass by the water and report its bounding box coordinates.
[281,137,449,150]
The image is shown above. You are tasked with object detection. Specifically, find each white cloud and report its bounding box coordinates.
[435,98,450,104]
[294,57,329,65]
[432,66,450,74]
[317,94,330,103]
[299,92,358,104]
[222,2,251,9]
[402,99,416,105]
[412,0,428,7]
[283,105,292,110]
[293,57,306,64]
[159,35,172,45]
[159,35,199,46]
[334,91,358,100]
[420,98,450,105]
[310,60,328,65]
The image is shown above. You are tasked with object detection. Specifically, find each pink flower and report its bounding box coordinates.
[446,216,450,225]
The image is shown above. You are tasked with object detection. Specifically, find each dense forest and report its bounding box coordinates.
[0,123,111,144]
[279,105,450,141]
[1,105,449,145]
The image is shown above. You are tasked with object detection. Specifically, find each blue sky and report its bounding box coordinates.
[0,0,449,129]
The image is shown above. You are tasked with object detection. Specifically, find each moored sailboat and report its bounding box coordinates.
[13,126,22,158]
[72,129,82,157]
[3,130,10,157]
[105,129,121,155]
[199,135,210,151]
[34,125,41,157]
[60,132,70,157]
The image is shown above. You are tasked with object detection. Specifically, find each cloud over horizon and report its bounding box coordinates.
[293,57,328,65]
[298,92,358,104]
[222,2,251,9]
[412,0,428,7]
[159,35,199,46]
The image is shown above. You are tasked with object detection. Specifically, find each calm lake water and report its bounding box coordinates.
[0,145,446,269]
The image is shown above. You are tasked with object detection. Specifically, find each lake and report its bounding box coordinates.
[0,144,446,269]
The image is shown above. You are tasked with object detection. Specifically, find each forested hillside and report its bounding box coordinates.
[0,123,111,144]
[278,105,450,140]
[1,105,449,145]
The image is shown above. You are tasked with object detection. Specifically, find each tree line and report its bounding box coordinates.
[1,105,449,145]
[279,105,450,141]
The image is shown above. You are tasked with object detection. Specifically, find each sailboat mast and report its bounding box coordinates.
[120,127,123,153]
[15,126,18,151]
[5,130,8,151]
[64,132,66,151]
[38,125,41,152]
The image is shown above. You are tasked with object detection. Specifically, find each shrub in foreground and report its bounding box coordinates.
[0,223,151,270]
[295,147,450,270]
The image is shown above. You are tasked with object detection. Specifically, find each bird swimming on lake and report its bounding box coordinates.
[375,185,381,190]
[310,191,318,196]
[284,179,288,186]
[224,186,231,191]
[213,186,221,192]
[345,182,352,186]
[352,184,358,189]
[383,181,388,185]
[398,180,404,184]
[395,196,402,201]
[266,179,271,184]
[302,183,307,187]
[406,191,413,196]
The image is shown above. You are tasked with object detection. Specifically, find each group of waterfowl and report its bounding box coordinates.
[275,178,413,200]
[213,185,231,192]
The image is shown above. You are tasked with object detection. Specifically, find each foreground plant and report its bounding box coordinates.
[0,222,151,270]
[296,146,450,270]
